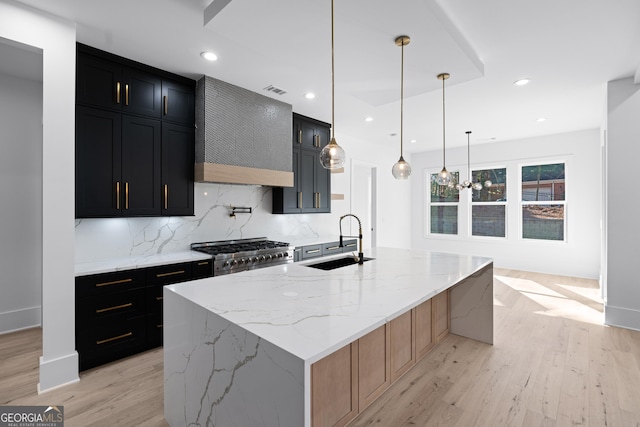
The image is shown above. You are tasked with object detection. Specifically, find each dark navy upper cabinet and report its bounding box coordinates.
[75,43,195,218]
[273,113,331,214]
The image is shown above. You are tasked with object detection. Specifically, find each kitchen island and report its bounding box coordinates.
[163,247,493,427]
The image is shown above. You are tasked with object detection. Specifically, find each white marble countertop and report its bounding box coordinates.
[166,247,492,364]
[75,251,212,276]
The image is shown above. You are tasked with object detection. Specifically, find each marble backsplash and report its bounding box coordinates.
[75,183,343,263]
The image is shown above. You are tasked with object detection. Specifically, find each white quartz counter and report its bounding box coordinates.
[75,251,211,276]
[166,247,492,364]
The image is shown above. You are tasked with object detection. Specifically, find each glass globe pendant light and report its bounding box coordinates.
[435,72,452,186]
[319,0,346,169]
[456,131,492,191]
[392,35,412,180]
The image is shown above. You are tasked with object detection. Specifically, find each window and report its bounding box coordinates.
[521,163,565,241]
[471,168,507,237]
[430,171,459,235]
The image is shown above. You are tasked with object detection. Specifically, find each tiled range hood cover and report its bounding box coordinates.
[195,75,293,187]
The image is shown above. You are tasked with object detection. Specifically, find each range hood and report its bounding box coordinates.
[195,75,293,187]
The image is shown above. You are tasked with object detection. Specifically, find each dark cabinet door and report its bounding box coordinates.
[76,106,122,218]
[300,148,317,212]
[122,67,162,118]
[121,115,161,216]
[315,126,331,213]
[162,123,194,216]
[162,80,195,125]
[76,53,122,111]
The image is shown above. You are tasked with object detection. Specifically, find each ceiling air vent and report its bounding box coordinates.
[263,85,287,96]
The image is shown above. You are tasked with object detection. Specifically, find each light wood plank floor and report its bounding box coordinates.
[1,268,639,426]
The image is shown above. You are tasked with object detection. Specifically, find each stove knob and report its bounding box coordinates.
[252,256,259,263]
[259,255,266,262]
[239,258,246,265]
[267,254,273,260]
[223,260,230,267]
[276,252,283,258]
[230,259,237,267]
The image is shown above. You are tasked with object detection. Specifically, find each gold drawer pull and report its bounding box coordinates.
[96,332,132,345]
[156,324,163,329]
[306,249,320,254]
[96,302,133,314]
[156,270,185,278]
[197,261,209,266]
[345,243,356,248]
[95,278,132,287]
[327,246,340,250]
[156,296,164,301]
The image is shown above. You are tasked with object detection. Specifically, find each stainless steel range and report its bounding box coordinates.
[191,237,294,276]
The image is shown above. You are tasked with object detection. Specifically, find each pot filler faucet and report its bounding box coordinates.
[339,214,364,264]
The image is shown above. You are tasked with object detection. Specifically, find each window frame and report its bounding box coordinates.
[425,169,460,238]
[518,160,568,244]
[469,165,508,239]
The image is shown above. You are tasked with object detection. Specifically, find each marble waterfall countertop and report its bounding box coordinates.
[165,247,492,364]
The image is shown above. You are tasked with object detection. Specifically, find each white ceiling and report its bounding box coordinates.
[6,0,640,153]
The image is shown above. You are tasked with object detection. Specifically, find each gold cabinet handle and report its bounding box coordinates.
[163,96,168,115]
[156,324,163,329]
[298,130,302,144]
[96,277,132,288]
[125,84,129,106]
[96,302,133,314]
[164,184,168,210]
[298,191,302,209]
[345,243,356,248]
[116,181,121,210]
[315,192,320,209]
[116,82,121,104]
[97,332,132,345]
[156,296,164,301]
[156,270,185,278]
[125,182,129,210]
[306,249,320,254]
[197,261,210,266]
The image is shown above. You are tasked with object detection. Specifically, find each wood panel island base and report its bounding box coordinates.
[163,248,493,427]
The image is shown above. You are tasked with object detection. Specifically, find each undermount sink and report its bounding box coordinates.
[306,256,374,271]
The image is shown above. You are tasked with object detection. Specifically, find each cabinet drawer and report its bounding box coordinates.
[191,259,213,279]
[341,239,358,253]
[77,287,147,322]
[76,269,145,298]
[301,244,323,260]
[77,316,147,371]
[322,241,342,256]
[146,262,192,286]
[147,312,164,348]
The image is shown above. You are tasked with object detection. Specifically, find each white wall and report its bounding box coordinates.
[75,131,413,262]
[410,129,601,279]
[0,0,78,392]
[605,77,640,331]
[0,71,42,333]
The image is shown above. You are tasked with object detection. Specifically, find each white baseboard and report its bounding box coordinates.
[38,352,79,393]
[0,306,41,334]
[605,304,640,332]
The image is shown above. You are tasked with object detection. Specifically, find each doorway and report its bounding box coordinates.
[350,160,377,249]
[0,37,43,334]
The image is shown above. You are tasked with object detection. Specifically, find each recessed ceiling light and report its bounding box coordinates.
[513,78,531,86]
[536,117,547,122]
[305,92,316,99]
[364,117,373,122]
[200,51,218,61]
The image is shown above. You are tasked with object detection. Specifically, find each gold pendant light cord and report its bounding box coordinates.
[400,40,404,158]
[442,75,446,167]
[331,0,335,139]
